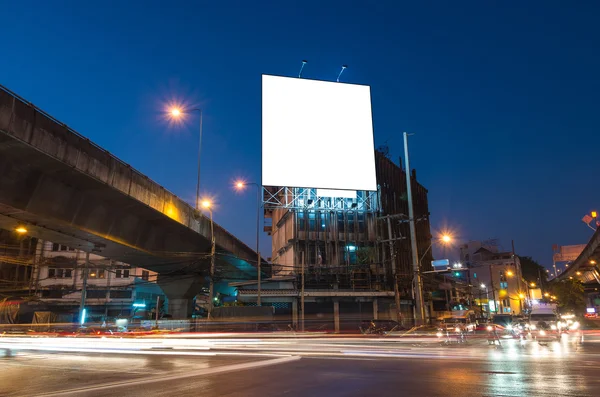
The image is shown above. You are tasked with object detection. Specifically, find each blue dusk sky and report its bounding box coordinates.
[1,1,599,268]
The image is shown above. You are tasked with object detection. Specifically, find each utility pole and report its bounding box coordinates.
[155,295,161,328]
[404,132,425,325]
[300,251,305,332]
[78,252,89,326]
[386,217,401,322]
[512,240,523,314]
[207,208,215,319]
[256,185,262,306]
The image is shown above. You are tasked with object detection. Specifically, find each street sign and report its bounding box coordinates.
[431,259,449,269]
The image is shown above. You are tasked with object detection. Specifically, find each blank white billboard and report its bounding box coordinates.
[262,75,377,191]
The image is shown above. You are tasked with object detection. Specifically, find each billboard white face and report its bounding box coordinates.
[262,75,377,191]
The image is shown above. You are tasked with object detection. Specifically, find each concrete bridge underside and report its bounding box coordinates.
[0,85,261,318]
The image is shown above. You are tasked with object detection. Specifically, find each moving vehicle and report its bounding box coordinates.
[528,303,561,341]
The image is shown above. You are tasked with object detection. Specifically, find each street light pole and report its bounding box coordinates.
[403,132,425,325]
[78,252,90,327]
[195,109,203,210]
[203,204,215,319]
[255,184,262,306]
[234,181,262,306]
[167,107,203,209]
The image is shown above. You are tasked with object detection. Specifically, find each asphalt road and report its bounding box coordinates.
[2,337,600,397]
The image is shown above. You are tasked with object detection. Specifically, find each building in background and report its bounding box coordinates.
[460,240,527,315]
[0,229,165,324]
[35,241,165,322]
[234,149,432,329]
[0,229,38,295]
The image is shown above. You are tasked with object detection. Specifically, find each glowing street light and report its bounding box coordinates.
[590,259,597,265]
[441,234,452,243]
[166,105,203,210]
[576,271,582,276]
[530,282,537,288]
[544,292,550,297]
[234,180,263,306]
[480,283,486,289]
[519,293,525,299]
[201,200,212,209]
[592,211,598,218]
[15,226,27,234]
[506,270,514,277]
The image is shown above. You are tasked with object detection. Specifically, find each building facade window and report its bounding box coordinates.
[114,266,130,278]
[110,290,132,299]
[142,270,150,281]
[48,268,73,278]
[88,269,105,279]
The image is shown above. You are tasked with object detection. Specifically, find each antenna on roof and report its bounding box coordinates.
[336,65,348,82]
[298,60,307,78]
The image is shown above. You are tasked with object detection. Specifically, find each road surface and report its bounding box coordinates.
[2,335,600,396]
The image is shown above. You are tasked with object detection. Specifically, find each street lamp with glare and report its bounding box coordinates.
[201,200,211,209]
[167,105,203,210]
[593,211,598,218]
[441,234,452,243]
[506,270,514,277]
[234,180,263,306]
[15,226,28,234]
[530,282,536,288]
[576,271,582,276]
[480,283,486,289]
[591,260,597,265]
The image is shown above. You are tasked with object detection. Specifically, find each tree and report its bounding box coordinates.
[518,256,548,285]
[549,279,586,313]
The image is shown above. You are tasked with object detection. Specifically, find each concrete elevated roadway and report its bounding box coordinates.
[0,84,263,317]
[555,227,600,290]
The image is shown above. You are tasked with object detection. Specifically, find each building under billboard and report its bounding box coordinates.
[232,75,432,330]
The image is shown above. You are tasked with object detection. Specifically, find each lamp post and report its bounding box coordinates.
[202,200,215,319]
[168,107,203,209]
[418,234,452,267]
[479,283,488,317]
[235,181,262,306]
